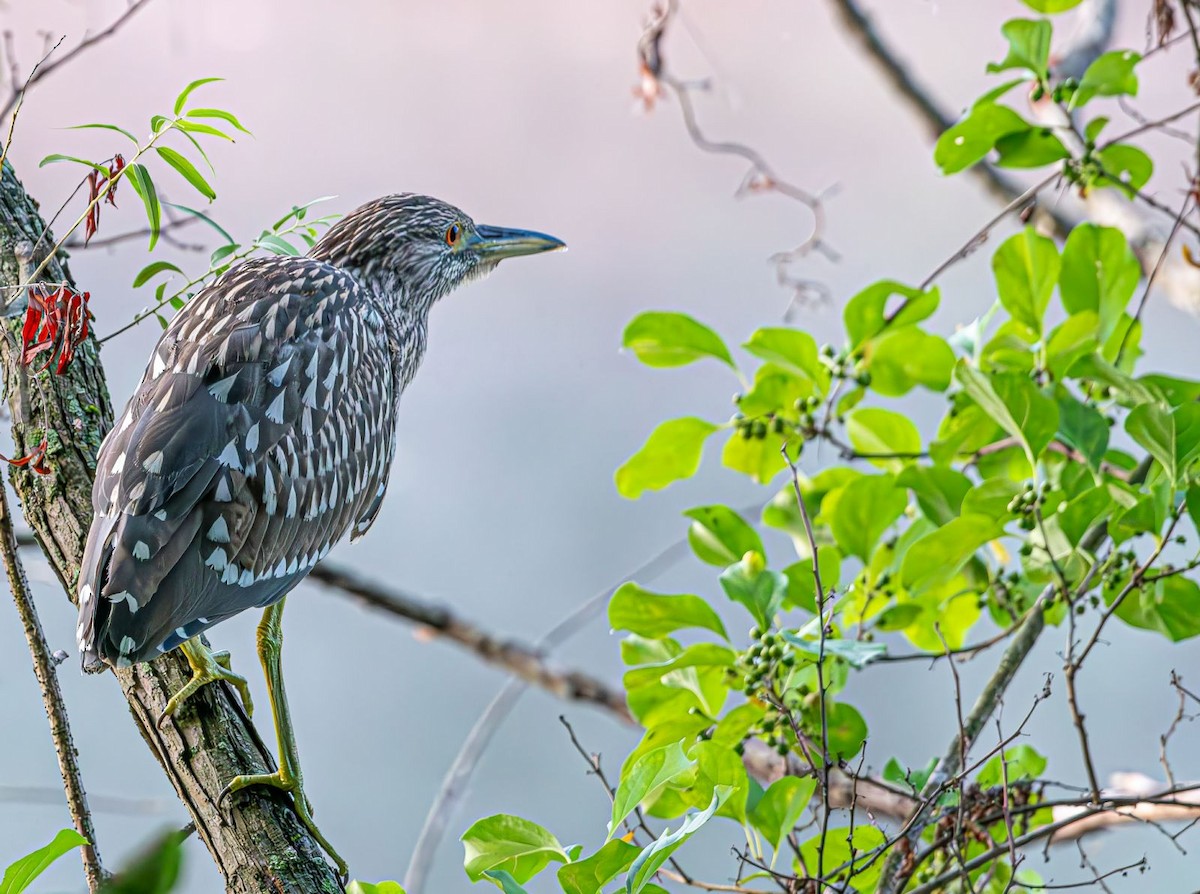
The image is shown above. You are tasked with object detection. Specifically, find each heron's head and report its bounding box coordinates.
[310,194,564,309]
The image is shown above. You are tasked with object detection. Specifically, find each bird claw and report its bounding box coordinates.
[219,770,346,878]
[157,642,254,728]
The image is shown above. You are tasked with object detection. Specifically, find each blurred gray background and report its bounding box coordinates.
[2,0,1200,891]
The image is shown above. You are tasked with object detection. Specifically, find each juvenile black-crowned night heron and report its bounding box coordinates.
[75,194,564,874]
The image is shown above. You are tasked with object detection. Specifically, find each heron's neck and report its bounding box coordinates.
[358,269,433,395]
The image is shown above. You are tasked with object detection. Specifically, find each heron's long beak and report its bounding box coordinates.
[468,225,565,260]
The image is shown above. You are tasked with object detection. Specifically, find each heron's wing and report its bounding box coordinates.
[78,256,397,666]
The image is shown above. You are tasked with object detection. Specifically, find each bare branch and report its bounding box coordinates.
[1,480,103,891]
[309,561,631,720]
[0,1,156,121]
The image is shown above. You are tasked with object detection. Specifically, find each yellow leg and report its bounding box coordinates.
[159,637,253,727]
[219,598,348,878]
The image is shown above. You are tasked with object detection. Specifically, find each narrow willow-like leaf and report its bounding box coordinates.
[173,76,223,115]
[185,107,251,134]
[155,146,216,200]
[125,162,162,250]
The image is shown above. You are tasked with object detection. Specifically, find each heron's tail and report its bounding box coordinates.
[77,513,119,673]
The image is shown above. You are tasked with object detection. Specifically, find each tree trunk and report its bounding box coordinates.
[0,160,342,894]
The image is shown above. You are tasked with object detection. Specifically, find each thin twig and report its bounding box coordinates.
[636,1,835,314]
[880,455,1156,892]
[0,36,65,172]
[783,443,832,879]
[0,481,103,891]
[0,1,156,121]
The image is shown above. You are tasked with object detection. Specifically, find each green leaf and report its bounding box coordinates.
[783,632,887,669]
[820,702,869,760]
[901,514,999,595]
[0,829,88,894]
[258,233,300,255]
[610,742,694,837]
[1044,312,1100,380]
[1085,116,1110,143]
[461,815,569,884]
[826,474,907,560]
[93,828,186,894]
[625,790,727,894]
[558,841,640,894]
[1069,352,1162,406]
[616,418,718,499]
[1057,486,1113,546]
[868,327,955,396]
[272,194,337,229]
[993,227,1060,336]
[164,201,236,244]
[683,504,764,567]
[173,76,223,115]
[131,261,183,289]
[174,124,216,171]
[1110,573,1200,641]
[1096,143,1153,195]
[797,826,886,892]
[1059,224,1139,341]
[987,19,1052,80]
[845,407,922,470]
[125,163,161,250]
[624,642,733,724]
[742,329,828,392]
[609,583,727,640]
[185,107,251,134]
[1055,392,1109,471]
[955,362,1058,467]
[750,776,816,853]
[1021,0,1083,11]
[1071,50,1140,108]
[721,429,795,484]
[875,603,923,631]
[994,127,1069,168]
[1125,403,1200,486]
[738,363,816,415]
[934,103,1028,174]
[347,883,406,894]
[961,478,1021,520]
[718,553,787,630]
[782,550,842,613]
[978,745,1047,787]
[37,154,107,171]
[689,740,750,823]
[844,281,939,347]
[622,312,734,368]
[897,466,972,526]
[155,146,216,200]
[883,756,938,793]
[175,119,235,140]
[67,122,138,143]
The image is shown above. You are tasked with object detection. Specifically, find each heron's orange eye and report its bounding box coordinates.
[445,224,461,246]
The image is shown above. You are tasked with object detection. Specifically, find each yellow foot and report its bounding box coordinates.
[220,770,348,878]
[158,641,254,727]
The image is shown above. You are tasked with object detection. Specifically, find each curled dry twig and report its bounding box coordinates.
[635,1,835,317]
